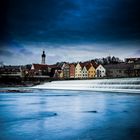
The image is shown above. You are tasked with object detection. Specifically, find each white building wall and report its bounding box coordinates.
[81,66,88,78]
[96,65,106,77]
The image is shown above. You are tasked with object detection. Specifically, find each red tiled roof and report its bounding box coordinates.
[91,60,98,68]
[69,63,76,67]
[48,64,58,69]
[86,63,92,70]
[79,62,85,69]
[32,64,48,70]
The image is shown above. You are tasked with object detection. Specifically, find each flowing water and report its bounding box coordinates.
[33,78,140,93]
[0,89,140,140]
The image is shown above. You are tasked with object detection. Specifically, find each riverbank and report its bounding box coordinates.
[0,81,41,88]
[1,76,139,88]
[0,89,32,93]
[0,76,52,88]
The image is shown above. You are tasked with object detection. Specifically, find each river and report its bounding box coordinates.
[0,89,140,140]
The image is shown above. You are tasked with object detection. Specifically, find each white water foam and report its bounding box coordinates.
[31,78,140,93]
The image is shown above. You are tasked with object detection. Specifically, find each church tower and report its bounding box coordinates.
[41,50,46,64]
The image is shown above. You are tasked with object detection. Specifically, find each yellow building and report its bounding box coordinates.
[86,63,96,78]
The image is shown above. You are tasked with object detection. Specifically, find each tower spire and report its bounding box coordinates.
[41,50,46,64]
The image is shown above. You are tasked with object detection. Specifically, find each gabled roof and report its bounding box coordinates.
[69,63,76,67]
[91,60,99,68]
[86,63,93,70]
[32,64,48,70]
[81,65,87,71]
[79,62,85,69]
[56,62,67,68]
[76,62,96,70]
[48,64,58,69]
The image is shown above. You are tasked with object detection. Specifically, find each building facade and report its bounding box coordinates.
[96,64,106,77]
[104,63,134,78]
[31,64,49,76]
[69,64,75,78]
[86,63,96,78]
[134,63,140,77]
[63,63,70,79]
[75,63,82,78]
[81,66,88,78]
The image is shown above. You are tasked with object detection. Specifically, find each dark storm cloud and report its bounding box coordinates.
[0,0,9,42]
[0,0,140,64]
[0,0,140,45]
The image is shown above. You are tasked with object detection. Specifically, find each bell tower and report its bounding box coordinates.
[41,50,46,64]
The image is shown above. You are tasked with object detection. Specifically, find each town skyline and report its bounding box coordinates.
[0,44,140,65]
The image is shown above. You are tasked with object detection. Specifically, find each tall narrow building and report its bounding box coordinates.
[41,50,46,64]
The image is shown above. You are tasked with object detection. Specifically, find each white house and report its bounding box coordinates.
[81,66,88,78]
[96,64,106,77]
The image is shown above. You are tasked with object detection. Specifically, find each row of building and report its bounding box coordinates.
[25,52,140,79]
[30,61,106,79]
[0,51,140,80]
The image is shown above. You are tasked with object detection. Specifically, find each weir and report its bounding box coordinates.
[32,78,140,93]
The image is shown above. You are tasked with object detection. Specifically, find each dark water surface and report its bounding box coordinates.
[0,90,140,140]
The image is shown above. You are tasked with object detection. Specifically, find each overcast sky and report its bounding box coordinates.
[0,0,140,65]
